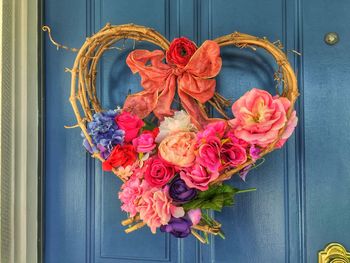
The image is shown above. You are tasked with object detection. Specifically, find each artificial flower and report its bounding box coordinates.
[239,164,253,182]
[226,131,249,148]
[82,110,124,159]
[196,136,222,172]
[249,145,261,160]
[158,131,197,167]
[197,121,227,140]
[168,177,197,203]
[229,88,290,148]
[155,110,196,143]
[118,175,150,217]
[275,109,298,148]
[166,37,197,67]
[144,157,175,187]
[187,208,202,226]
[180,163,219,191]
[115,165,133,181]
[115,111,144,142]
[132,131,156,153]
[160,217,192,238]
[139,188,185,233]
[102,144,136,171]
[221,141,247,167]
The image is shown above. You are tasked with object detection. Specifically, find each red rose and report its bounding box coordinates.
[115,112,144,142]
[166,37,197,68]
[144,157,175,187]
[102,144,136,171]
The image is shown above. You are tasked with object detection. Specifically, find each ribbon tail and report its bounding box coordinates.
[153,75,177,120]
[178,75,225,129]
[177,88,208,129]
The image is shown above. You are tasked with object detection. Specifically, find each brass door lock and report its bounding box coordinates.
[319,243,350,263]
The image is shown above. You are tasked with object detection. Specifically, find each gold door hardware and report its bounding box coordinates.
[324,32,339,45]
[318,243,350,263]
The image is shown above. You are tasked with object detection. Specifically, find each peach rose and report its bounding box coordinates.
[229,88,290,148]
[158,131,197,167]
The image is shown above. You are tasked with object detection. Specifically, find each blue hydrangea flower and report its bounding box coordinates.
[82,110,125,159]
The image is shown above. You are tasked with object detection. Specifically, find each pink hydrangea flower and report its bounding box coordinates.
[229,88,290,148]
[138,187,185,233]
[118,176,150,217]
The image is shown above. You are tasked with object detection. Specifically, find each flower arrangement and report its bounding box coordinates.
[44,23,299,243]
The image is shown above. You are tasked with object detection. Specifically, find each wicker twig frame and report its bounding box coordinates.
[59,23,299,182]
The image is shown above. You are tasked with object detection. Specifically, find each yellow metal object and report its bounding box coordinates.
[319,243,350,263]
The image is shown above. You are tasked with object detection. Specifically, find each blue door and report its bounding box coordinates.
[44,0,350,262]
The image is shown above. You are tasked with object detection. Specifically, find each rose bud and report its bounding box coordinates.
[160,217,192,238]
[169,177,197,203]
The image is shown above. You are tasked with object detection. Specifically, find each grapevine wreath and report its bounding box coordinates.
[44,23,299,243]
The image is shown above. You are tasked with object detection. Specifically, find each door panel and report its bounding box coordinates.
[303,0,350,261]
[201,1,294,262]
[44,0,350,262]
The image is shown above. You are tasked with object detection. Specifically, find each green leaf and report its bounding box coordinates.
[142,120,157,131]
[183,184,241,212]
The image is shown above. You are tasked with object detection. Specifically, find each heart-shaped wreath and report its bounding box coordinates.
[44,23,299,243]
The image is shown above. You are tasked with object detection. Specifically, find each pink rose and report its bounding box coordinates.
[221,141,247,167]
[197,121,227,140]
[226,131,249,148]
[139,188,185,233]
[158,132,197,167]
[229,88,290,148]
[275,110,298,148]
[144,157,175,187]
[196,136,222,172]
[118,176,150,217]
[115,111,144,142]
[180,163,219,191]
[132,132,156,153]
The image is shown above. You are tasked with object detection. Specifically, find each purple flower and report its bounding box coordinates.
[82,110,124,159]
[249,145,261,161]
[239,164,252,181]
[160,217,192,238]
[169,177,197,203]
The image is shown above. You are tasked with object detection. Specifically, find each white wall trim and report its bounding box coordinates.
[1,0,38,262]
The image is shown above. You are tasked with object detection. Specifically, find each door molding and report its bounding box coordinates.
[0,0,39,262]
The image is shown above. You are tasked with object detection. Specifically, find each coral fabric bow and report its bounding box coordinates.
[123,40,222,128]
